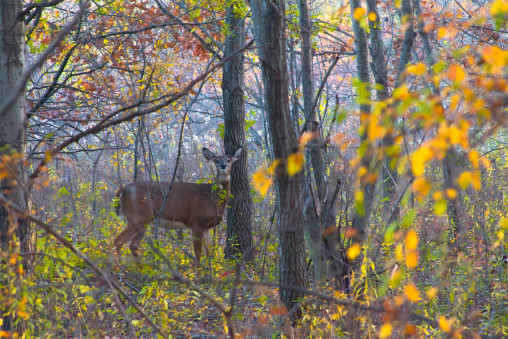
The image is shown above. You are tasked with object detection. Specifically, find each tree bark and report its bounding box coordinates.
[415,0,462,249]
[297,0,329,283]
[0,0,33,334]
[251,0,308,320]
[367,0,397,203]
[222,4,253,260]
[350,0,374,249]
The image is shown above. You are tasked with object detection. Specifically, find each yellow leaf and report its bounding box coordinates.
[499,217,508,230]
[426,286,438,299]
[253,169,273,195]
[404,283,420,303]
[406,62,426,75]
[395,243,404,261]
[353,7,366,20]
[393,85,409,100]
[405,229,418,250]
[458,171,472,189]
[434,199,447,216]
[406,251,419,269]
[448,125,463,145]
[287,153,304,176]
[411,146,433,176]
[439,316,451,332]
[267,159,280,176]
[469,150,480,168]
[437,27,447,39]
[347,244,362,261]
[490,0,508,16]
[379,323,392,338]
[368,12,377,22]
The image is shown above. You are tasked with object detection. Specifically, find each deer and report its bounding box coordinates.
[114,147,242,266]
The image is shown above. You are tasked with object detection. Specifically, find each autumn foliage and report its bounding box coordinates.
[0,0,506,337]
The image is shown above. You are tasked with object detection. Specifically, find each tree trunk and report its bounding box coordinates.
[415,0,462,249]
[350,0,374,250]
[297,0,329,283]
[0,0,33,334]
[367,0,397,204]
[251,0,308,320]
[222,4,253,260]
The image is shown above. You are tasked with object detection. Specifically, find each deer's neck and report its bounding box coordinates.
[212,178,231,218]
[217,173,231,194]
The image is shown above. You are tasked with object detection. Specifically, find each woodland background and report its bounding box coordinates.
[0,0,507,337]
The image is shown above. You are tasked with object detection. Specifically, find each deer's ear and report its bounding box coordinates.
[233,147,243,161]
[202,148,216,161]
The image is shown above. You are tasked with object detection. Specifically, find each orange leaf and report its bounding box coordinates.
[405,229,418,250]
[404,283,420,303]
[270,306,288,315]
[353,7,366,20]
[405,324,417,336]
[471,171,482,190]
[405,251,419,269]
[448,64,466,83]
[446,188,457,199]
[439,316,451,332]
[299,131,317,147]
[345,227,358,238]
[412,177,431,200]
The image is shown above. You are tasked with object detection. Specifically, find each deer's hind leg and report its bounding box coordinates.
[114,223,139,256]
[191,227,204,267]
[203,229,211,257]
[129,228,146,258]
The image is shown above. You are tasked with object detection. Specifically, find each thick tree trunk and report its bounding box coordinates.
[222,5,253,260]
[251,0,308,320]
[0,0,33,334]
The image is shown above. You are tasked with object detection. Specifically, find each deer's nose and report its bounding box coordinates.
[220,164,227,170]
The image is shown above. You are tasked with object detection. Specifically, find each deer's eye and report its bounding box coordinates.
[227,159,231,163]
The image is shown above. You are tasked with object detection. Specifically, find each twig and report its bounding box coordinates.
[1,1,89,116]
[28,38,255,182]
[0,194,169,338]
[147,240,237,338]
[371,177,414,263]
